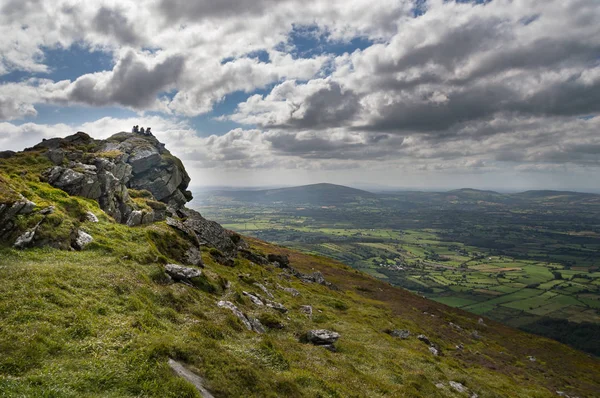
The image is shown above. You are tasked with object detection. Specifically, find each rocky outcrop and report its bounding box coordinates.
[34,131,191,225]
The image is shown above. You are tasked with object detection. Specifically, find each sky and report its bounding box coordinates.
[0,0,599,192]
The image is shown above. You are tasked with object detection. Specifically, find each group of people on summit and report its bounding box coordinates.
[132,125,152,135]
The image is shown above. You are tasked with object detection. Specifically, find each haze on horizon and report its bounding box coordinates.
[1,0,599,192]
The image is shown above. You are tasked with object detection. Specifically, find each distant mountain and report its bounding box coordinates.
[209,183,376,205]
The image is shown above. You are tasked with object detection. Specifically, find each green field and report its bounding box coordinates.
[193,186,600,355]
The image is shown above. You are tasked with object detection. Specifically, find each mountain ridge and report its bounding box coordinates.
[0,131,599,397]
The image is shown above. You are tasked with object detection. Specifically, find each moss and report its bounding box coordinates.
[129,189,154,199]
[95,150,124,160]
[145,199,167,211]
[0,175,20,203]
[258,312,284,329]
[147,229,192,264]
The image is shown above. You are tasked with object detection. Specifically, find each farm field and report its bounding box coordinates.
[193,185,600,355]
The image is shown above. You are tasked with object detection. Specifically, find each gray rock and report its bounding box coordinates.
[243,291,265,306]
[449,381,467,393]
[141,211,154,225]
[417,334,432,345]
[39,206,55,215]
[217,300,253,331]
[85,211,99,223]
[248,317,266,334]
[168,359,215,398]
[254,282,274,298]
[471,330,482,340]
[449,322,462,330]
[37,131,192,227]
[300,305,313,318]
[305,329,340,345]
[46,149,65,165]
[184,247,204,267]
[14,222,41,249]
[178,208,242,258]
[165,264,202,282]
[277,284,300,297]
[126,210,143,227]
[389,329,410,339]
[429,346,439,356]
[73,230,93,250]
[267,254,290,267]
[265,300,288,313]
[128,147,161,173]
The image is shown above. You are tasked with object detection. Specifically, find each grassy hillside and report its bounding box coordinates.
[1,151,599,397]
[196,185,600,356]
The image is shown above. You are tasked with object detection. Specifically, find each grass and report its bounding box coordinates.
[1,146,599,397]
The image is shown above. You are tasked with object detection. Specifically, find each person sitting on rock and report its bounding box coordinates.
[132,125,139,133]
[146,127,152,135]
[140,127,145,134]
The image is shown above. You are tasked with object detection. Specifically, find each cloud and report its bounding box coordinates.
[1,0,600,185]
[92,7,141,46]
[66,51,185,109]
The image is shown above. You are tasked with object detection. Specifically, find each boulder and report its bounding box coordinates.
[14,222,41,249]
[126,210,143,226]
[168,359,215,398]
[184,247,204,267]
[165,264,202,282]
[388,329,410,339]
[243,291,265,306]
[417,334,432,346]
[240,249,269,265]
[300,305,313,318]
[254,282,274,298]
[72,230,93,250]
[449,381,467,393]
[248,317,266,334]
[265,300,288,313]
[267,253,290,267]
[85,211,98,223]
[305,329,340,345]
[277,284,300,297]
[217,300,264,333]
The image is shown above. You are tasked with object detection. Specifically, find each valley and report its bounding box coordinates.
[195,184,600,355]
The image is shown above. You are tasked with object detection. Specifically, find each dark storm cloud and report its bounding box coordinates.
[92,7,141,46]
[68,51,185,109]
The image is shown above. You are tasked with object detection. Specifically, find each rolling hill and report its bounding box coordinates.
[209,183,377,205]
[1,133,599,397]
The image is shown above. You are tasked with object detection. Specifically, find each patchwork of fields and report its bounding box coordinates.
[194,187,600,354]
